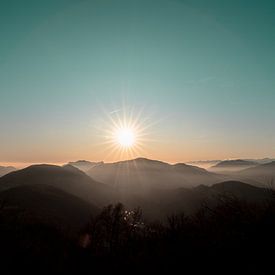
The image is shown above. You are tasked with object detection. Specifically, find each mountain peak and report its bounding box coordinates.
[0,164,114,207]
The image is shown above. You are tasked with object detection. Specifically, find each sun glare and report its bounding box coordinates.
[95,104,158,160]
[116,128,135,148]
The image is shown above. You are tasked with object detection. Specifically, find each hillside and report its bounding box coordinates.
[0,163,272,221]
[0,164,115,206]
[117,180,272,220]
[0,184,98,231]
[236,161,275,186]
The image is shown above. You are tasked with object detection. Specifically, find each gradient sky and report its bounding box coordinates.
[1,0,275,165]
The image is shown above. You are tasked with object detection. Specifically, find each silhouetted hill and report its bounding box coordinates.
[0,164,115,206]
[0,163,272,222]
[137,180,273,219]
[0,166,16,177]
[87,157,225,192]
[0,184,98,231]
[67,160,103,172]
[191,181,271,205]
[203,180,271,200]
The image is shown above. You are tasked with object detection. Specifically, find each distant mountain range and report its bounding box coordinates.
[213,159,257,167]
[205,160,275,186]
[235,161,275,186]
[209,159,257,172]
[86,157,226,191]
[0,158,274,221]
[72,157,275,196]
[0,166,16,177]
[187,158,275,169]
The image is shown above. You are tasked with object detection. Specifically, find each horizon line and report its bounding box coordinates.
[1,156,275,169]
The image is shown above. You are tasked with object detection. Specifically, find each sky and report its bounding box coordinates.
[1,0,275,166]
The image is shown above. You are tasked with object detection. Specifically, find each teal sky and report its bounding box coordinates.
[1,0,275,165]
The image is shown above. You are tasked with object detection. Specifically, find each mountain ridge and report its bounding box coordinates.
[0,164,115,206]
[86,157,226,190]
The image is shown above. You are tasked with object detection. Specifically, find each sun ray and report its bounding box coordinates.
[92,104,158,161]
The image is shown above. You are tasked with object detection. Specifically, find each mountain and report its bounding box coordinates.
[67,160,103,172]
[203,180,271,200]
[236,161,275,186]
[191,180,273,211]
[187,158,275,170]
[0,162,271,222]
[0,166,16,177]
[86,157,226,192]
[125,180,273,220]
[0,164,115,206]
[209,159,257,173]
[0,184,98,231]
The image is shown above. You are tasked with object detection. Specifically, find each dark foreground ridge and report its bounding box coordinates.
[0,188,275,274]
[0,163,275,274]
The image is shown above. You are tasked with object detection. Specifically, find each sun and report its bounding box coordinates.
[95,104,157,160]
[116,127,135,148]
